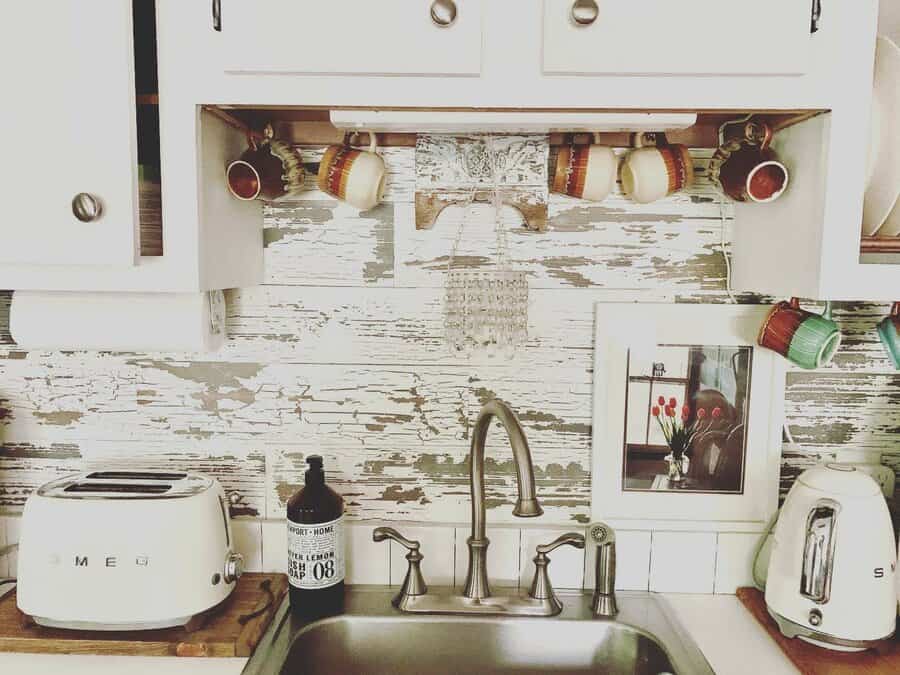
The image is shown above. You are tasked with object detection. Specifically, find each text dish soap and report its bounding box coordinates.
[287,455,345,615]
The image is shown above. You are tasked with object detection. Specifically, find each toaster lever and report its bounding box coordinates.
[800,500,839,604]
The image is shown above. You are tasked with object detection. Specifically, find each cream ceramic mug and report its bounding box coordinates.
[621,132,694,204]
[317,131,386,211]
[550,133,618,202]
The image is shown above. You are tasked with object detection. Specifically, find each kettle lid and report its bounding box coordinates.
[797,463,882,497]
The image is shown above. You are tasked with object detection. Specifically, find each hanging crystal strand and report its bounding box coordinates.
[443,134,528,358]
[444,190,476,355]
[486,134,528,358]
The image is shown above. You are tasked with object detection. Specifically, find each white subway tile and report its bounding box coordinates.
[715,532,767,594]
[261,520,288,574]
[454,527,521,589]
[584,530,651,591]
[346,523,390,585]
[519,529,586,590]
[389,525,455,586]
[231,519,263,573]
[0,516,20,580]
[261,519,389,584]
[649,531,717,593]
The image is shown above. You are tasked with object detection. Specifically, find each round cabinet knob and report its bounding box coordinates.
[224,552,244,584]
[71,193,103,222]
[571,0,599,26]
[430,0,457,27]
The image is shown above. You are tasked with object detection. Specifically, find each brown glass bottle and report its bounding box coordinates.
[286,456,345,616]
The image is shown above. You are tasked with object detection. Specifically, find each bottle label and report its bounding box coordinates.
[287,516,345,590]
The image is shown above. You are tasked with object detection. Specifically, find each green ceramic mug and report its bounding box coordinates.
[876,302,900,370]
[758,298,842,369]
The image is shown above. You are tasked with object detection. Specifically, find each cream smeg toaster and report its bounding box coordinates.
[17,470,244,630]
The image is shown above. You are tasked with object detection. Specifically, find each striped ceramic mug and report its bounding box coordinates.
[758,298,842,369]
[876,302,900,369]
[317,131,386,211]
[550,134,617,202]
[621,132,694,204]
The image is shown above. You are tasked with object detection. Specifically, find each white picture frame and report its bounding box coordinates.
[591,303,786,531]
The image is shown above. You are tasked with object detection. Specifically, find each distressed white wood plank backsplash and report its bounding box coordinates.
[0,145,898,520]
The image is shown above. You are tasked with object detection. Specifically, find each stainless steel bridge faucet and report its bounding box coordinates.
[374,399,585,616]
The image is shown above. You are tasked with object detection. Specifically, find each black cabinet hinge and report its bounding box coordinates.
[212,0,222,32]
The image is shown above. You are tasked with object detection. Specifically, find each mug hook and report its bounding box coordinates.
[346,129,378,153]
[632,131,668,148]
[745,121,773,151]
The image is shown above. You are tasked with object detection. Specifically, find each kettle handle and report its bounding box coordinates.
[800,499,840,603]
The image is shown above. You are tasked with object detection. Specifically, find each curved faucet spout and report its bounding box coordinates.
[464,399,543,600]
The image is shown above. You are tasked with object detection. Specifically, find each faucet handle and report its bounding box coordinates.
[528,532,585,613]
[536,532,586,555]
[373,527,427,603]
[373,526,420,552]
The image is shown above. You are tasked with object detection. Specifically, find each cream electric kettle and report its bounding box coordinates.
[765,464,897,650]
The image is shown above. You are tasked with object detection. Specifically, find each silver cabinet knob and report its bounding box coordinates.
[571,0,599,26]
[430,0,457,27]
[224,552,244,584]
[72,193,103,222]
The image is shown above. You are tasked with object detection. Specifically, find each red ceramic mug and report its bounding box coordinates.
[758,298,841,369]
[711,122,789,203]
[226,126,305,201]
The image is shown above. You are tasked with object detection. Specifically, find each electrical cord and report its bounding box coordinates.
[748,426,800,590]
[719,195,738,305]
[0,543,17,595]
[751,511,779,591]
[0,578,15,603]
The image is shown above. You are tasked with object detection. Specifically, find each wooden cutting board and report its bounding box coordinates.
[737,587,900,675]
[0,573,287,658]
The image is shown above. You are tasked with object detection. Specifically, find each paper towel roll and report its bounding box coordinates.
[9,290,226,352]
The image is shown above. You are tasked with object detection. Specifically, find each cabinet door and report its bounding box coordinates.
[0,1,139,266]
[220,0,483,76]
[543,0,811,76]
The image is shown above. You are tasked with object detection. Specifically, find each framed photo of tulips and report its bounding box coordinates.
[592,304,786,529]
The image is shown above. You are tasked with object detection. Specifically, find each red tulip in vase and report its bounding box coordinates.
[651,396,721,485]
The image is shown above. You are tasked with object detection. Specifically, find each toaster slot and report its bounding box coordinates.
[85,471,187,481]
[64,482,172,494]
[800,499,839,604]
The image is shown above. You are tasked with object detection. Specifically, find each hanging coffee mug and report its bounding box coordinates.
[876,302,900,369]
[620,132,694,204]
[317,131,387,211]
[550,134,617,202]
[226,125,305,201]
[758,298,842,369]
[709,121,789,203]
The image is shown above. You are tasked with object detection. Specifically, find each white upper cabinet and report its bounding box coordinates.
[0,1,139,267]
[220,0,484,76]
[543,0,812,76]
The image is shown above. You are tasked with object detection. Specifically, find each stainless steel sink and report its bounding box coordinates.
[243,587,713,675]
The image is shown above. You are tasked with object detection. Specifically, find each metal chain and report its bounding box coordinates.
[445,134,513,272]
[447,189,475,273]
